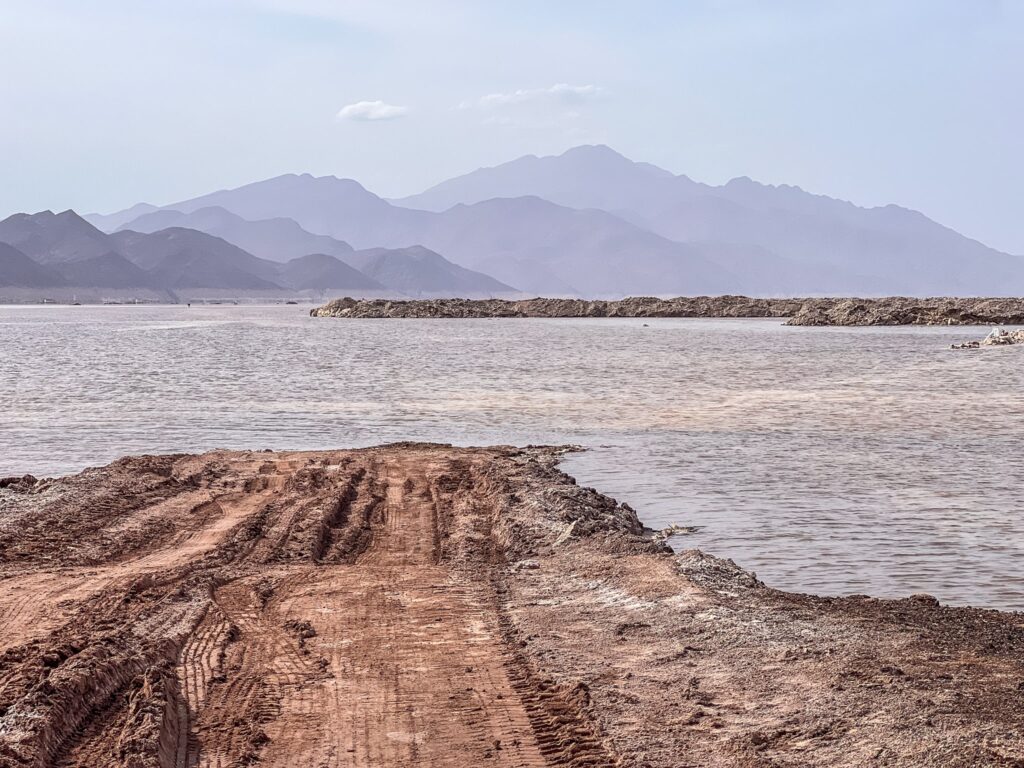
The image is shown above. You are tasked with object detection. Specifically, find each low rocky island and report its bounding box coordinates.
[1,444,1021,766]
[311,295,1024,325]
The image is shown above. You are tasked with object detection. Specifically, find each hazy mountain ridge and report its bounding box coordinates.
[395,144,706,214]
[0,210,130,265]
[0,210,514,299]
[0,210,163,290]
[13,144,1024,299]
[84,202,158,232]
[397,195,741,296]
[392,145,1024,295]
[106,175,781,296]
[278,253,387,292]
[346,245,516,297]
[116,206,356,262]
[111,227,284,290]
[160,174,432,249]
[112,204,517,297]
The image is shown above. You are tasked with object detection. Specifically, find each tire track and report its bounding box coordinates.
[0,448,618,768]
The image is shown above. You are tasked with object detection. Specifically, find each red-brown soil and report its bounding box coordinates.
[1,445,1022,767]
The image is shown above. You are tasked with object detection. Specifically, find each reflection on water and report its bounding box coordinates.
[1,304,1022,610]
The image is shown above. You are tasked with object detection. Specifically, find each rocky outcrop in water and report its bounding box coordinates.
[311,295,1024,325]
[951,327,1024,349]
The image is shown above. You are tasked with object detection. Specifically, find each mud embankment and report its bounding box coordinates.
[311,295,803,319]
[1,445,1022,767]
[784,297,1024,326]
[310,295,1024,325]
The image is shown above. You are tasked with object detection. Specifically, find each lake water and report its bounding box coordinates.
[2,304,1022,611]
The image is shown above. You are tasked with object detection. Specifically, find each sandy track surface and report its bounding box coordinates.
[1,445,1022,767]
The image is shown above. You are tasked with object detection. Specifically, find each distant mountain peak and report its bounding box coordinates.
[8,210,59,222]
[55,209,93,224]
[267,172,361,187]
[185,204,239,218]
[395,143,684,213]
[560,143,623,158]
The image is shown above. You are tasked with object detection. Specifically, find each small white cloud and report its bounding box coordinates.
[475,83,604,109]
[336,100,408,121]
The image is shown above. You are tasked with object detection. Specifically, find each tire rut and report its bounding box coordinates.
[0,448,617,768]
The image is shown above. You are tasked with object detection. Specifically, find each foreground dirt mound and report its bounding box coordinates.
[310,295,1024,325]
[1,445,1022,767]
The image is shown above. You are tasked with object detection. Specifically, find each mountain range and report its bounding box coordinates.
[392,145,1024,296]
[2,145,1021,300]
[0,210,510,301]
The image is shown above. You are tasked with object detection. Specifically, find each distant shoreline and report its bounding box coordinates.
[310,296,1024,326]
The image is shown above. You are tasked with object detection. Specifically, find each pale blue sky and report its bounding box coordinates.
[2,0,1021,253]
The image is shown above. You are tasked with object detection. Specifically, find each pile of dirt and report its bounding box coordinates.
[310,295,1024,325]
[784,297,1024,326]
[1,445,1022,766]
[310,296,804,319]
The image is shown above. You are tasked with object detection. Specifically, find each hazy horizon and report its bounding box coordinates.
[2,1,1022,254]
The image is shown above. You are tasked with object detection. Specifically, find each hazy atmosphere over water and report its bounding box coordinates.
[4,3,1024,762]
[2,0,1023,254]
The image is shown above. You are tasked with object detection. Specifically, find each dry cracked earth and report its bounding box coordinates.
[0,444,1022,767]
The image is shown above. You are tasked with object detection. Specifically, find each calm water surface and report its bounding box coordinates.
[2,304,1022,610]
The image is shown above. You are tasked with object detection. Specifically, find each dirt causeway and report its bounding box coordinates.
[310,295,1024,325]
[1,445,1022,767]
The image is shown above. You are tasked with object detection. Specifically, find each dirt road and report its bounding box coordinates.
[1,445,1022,767]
